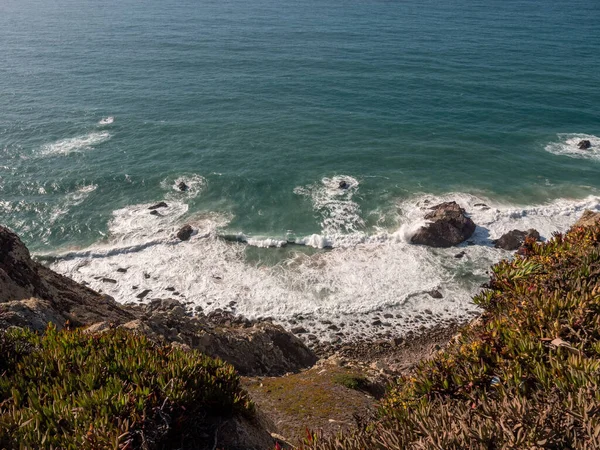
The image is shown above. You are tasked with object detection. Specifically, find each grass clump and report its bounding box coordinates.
[302,224,600,449]
[0,326,253,449]
[332,373,369,391]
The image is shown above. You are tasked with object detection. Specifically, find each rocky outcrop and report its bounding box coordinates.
[578,140,592,150]
[0,226,317,377]
[411,202,476,247]
[574,210,600,228]
[176,224,194,241]
[493,229,540,251]
[0,227,135,328]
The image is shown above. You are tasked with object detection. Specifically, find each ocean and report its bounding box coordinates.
[1,0,599,340]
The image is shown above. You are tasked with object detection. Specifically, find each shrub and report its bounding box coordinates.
[0,326,253,449]
[302,224,600,449]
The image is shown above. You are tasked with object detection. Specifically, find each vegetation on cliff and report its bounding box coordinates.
[303,223,600,449]
[0,326,253,449]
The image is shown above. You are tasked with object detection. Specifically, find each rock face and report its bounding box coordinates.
[411,202,476,247]
[0,227,135,330]
[574,210,600,228]
[176,224,194,241]
[0,226,317,376]
[493,229,540,251]
[578,140,592,150]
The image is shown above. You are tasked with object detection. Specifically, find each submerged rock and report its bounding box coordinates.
[177,181,189,191]
[176,224,194,241]
[493,229,540,251]
[411,202,476,247]
[148,201,168,210]
[578,140,592,150]
[338,180,349,190]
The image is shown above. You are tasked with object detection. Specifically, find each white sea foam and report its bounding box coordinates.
[40,132,111,156]
[98,117,114,126]
[46,192,600,343]
[294,175,364,236]
[545,134,600,160]
[245,237,288,248]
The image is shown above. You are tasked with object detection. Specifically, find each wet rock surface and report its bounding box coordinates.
[411,201,476,247]
[176,224,194,241]
[578,139,592,150]
[493,228,540,250]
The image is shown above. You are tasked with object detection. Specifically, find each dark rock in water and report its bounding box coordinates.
[474,203,490,210]
[144,273,151,279]
[578,140,592,150]
[148,202,168,210]
[136,289,151,299]
[454,251,466,259]
[428,290,443,299]
[176,224,194,241]
[493,229,540,251]
[149,210,161,217]
[165,287,176,291]
[372,319,382,326]
[383,313,393,319]
[102,278,117,284]
[338,180,349,189]
[411,201,476,247]
[291,326,308,334]
[116,268,127,273]
[177,181,189,191]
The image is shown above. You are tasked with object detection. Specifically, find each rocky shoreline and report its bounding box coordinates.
[2,205,597,447]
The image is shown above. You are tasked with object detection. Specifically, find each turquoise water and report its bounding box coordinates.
[1,0,600,339]
[2,0,599,250]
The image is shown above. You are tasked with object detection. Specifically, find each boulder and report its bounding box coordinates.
[176,224,194,241]
[411,202,476,247]
[574,210,600,228]
[177,181,189,192]
[148,202,168,210]
[338,180,349,190]
[428,290,443,299]
[578,140,592,150]
[493,229,540,251]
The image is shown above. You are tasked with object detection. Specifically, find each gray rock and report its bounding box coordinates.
[578,140,592,150]
[291,326,308,334]
[493,229,540,251]
[411,202,476,247]
[136,289,151,299]
[176,224,194,241]
[428,290,443,299]
[148,202,168,210]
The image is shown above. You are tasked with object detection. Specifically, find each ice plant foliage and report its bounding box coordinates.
[0,326,253,449]
[302,224,600,449]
